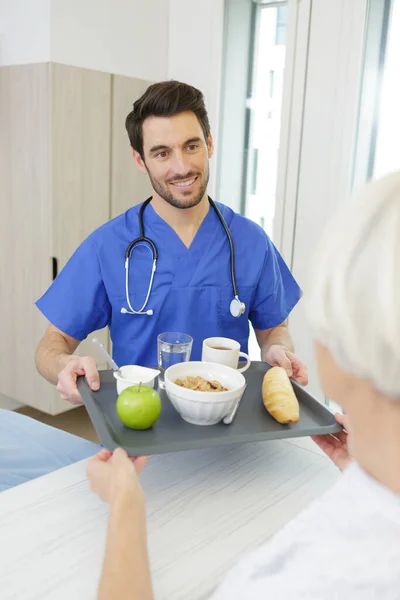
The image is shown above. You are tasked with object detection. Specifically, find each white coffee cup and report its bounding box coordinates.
[201,337,251,373]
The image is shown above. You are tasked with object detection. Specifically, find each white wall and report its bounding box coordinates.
[51,0,169,81]
[0,0,51,65]
[168,0,225,195]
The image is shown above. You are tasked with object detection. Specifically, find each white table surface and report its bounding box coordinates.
[0,437,339,600]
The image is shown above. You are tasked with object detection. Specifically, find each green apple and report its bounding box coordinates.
[116,384,161,430]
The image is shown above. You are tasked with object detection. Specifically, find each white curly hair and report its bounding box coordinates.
[305,171,400,399]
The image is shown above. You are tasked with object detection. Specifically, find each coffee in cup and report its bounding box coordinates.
[201,337,251,373]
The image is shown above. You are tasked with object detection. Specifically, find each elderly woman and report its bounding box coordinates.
[87,172,400,599]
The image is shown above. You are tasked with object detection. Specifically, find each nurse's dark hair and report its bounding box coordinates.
[125,80,211,159]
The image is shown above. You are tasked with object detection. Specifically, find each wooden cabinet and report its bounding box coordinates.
[0,63,152,415]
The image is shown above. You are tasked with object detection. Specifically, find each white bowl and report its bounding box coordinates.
[113,365,160,395]
[164,361,246,426]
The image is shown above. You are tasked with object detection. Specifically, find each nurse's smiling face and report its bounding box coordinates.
[133,111,213,210]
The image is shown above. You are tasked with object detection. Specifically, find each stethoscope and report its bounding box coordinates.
[120,196,246,318]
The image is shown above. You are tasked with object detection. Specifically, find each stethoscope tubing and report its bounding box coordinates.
[122,196,243,317]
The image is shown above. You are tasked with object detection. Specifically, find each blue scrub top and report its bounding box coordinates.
[36,201,301,367]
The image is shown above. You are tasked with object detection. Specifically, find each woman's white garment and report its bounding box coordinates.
[212,462,400,599]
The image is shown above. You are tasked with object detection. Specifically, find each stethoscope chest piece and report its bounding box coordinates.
[230,297,246,318]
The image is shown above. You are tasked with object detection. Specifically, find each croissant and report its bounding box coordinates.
[262,367,300,424]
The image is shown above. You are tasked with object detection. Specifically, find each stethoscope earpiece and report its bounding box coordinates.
[120,306,153,316]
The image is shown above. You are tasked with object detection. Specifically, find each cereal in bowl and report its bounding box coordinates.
[175,376,228,392]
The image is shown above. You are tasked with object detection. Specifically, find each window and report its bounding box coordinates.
[275,5,287,45]
[353,0,400,186]
[242,1,288,240]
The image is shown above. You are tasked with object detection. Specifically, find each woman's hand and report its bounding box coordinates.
[311,412,353,472]
[86,448,147,505]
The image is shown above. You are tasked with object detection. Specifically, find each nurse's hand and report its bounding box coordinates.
[57,355,100,405]
[263,345,308,385]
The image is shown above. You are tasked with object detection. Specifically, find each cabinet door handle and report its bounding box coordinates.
[52,257,58,280]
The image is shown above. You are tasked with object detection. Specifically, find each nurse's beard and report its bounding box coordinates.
[146,165,210,209]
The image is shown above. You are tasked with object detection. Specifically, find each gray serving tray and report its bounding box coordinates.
[78,361,341,455]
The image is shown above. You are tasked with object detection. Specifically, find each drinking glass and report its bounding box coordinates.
[157,332,193,389]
